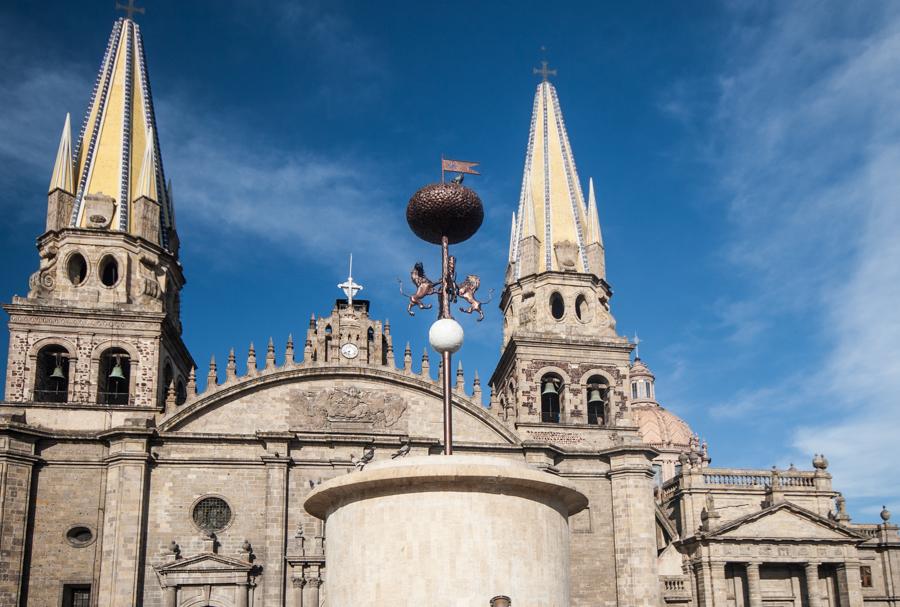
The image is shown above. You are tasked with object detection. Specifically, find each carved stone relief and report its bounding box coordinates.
[295,386,407,430]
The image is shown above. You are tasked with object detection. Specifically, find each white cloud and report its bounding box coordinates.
[706,2,900,515]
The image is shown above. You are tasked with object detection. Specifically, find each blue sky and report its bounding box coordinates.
[1,1,898,521]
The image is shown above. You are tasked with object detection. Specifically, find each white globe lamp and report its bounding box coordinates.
[429,318,464,354]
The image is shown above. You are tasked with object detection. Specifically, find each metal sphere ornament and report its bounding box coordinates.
[406,182,484,245]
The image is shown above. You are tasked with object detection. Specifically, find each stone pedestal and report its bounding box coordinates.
[304,455,587,607]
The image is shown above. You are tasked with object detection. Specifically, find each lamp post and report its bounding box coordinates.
[403,177,486,455]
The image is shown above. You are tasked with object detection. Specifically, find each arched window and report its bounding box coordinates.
[98,348,131,406]
[644,380,653,399]
[324,325,332,362]
[33,345,70,403]
[540,374,562,423]
[549,292,565,320]
[161,362,173,407]
[585,375,608,425]
[175,379,187,406]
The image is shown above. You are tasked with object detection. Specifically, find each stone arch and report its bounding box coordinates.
[90,339,140,406]
[534,365,571,423]
[27,337,78,403]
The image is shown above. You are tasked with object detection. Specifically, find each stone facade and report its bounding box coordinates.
[1,13,899,607]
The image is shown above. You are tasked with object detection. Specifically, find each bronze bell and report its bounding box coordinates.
[541,380,558,396]
[588,388,604,404]
[109,357,126,381]
[50,354,66,380]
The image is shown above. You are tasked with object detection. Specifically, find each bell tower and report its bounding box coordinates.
[2,16,193,409]
[490,69,633,427]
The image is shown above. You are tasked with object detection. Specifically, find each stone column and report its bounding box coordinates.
[262,450,290,606]
[710,561,729,607]
[163,586,177,607]
[836,563,864,607]
[95,428,152,607]
[609,449,661,606]
[746,562,762,607]
[291,576,305,607]
[235,582,249,607]
[694,561,714,607]
[805,562,822,607]
[302,576,322,607]
[0,424,39,607]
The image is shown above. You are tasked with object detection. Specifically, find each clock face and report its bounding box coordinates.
[340,343,359,359]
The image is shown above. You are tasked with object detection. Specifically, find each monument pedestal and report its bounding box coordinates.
[304,454,588,607]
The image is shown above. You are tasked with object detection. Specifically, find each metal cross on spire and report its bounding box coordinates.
[633,332,641,359]
[533,60,557,82]
[116,0,145,20]
[338,254,363,307]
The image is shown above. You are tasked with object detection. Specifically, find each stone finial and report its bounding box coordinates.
[226,348,237,381]
[835,495,851,524]
[165,380,177,409]
[304,339,313,362]
[207,355,218,389]
[309,313,316,329]
[473,370,482,404]
[700,492,721,531]
[186,367,197,396]
[247,342,257,375]
[384,319,391,335]
[813,453,829,470]
[881,505,891,522]
[266,337,276,369]
[386,339,395,368]
[404,342,412,371]
[456,360,465,392]
[166,540,181,562]
[421,348,430,378]
[285,334,295,365]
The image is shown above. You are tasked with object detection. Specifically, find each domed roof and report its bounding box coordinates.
[631,404,693,449]
[630,357,654,379]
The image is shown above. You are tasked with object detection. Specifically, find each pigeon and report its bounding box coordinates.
[391,441,411,459]
[351,445,375,471]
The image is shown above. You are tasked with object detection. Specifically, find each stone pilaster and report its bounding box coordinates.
[836,562,864,607]
[608,448,660,606]
[805,562,822,607]
[0,421,39,607]
[46,189,74,233]
[746,562,762,607]
[709,561,729,607]
[261,441,291,606]
[95,425,152,607]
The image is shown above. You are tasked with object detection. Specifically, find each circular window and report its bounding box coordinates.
[192,496,232,532]
[67,253,88,286]
[66,525,94,547]
[99,255,119,287]
[550,292,565,320]
[575,294,591,322]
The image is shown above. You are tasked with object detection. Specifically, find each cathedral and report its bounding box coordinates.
[1,12,898,607]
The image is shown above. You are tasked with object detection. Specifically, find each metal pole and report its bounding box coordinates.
[440,235,453,454]
[443,350,453,455]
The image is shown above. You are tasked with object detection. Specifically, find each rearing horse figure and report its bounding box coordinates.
[398,262,439,316]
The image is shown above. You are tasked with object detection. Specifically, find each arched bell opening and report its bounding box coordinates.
[585,374,609,425]
[540,374,563,423]
[33,344,70,403]
[98,347,131,406]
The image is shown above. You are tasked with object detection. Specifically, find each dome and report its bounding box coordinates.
[631,404,693,449]
[630,357,654,379]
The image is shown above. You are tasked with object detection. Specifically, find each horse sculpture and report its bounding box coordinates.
[398,262,439,316]
[456,275,492,321]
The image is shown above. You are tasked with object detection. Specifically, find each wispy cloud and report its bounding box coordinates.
[700,2,900,514]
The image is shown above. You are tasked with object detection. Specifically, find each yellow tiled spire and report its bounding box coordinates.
[49,113,74,194]
[511,76,599,278]
[69,17,174,249]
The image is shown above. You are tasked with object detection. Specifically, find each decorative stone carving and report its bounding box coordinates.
[553,240,579,270]
[297,387,407,429]
[82,192,116,228]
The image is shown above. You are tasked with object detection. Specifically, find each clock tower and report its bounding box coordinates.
[303,263,395,366]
